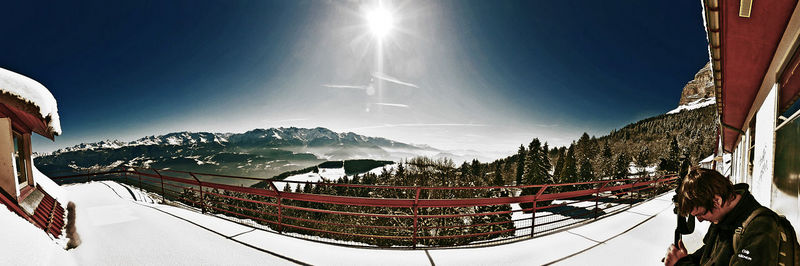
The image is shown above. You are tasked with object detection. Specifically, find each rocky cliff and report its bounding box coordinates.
[678,62,715,105]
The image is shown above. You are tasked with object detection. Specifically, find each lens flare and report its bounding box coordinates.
[366,7,394,39]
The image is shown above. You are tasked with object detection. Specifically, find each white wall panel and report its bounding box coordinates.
[753,84,777,206]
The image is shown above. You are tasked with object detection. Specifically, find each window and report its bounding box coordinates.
[13,132,28,187]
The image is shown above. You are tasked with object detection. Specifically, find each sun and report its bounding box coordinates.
[365,6,394,39]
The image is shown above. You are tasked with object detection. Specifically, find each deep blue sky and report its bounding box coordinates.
[0,1,709,156]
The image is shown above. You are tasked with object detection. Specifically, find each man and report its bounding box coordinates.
[664,168,781,265]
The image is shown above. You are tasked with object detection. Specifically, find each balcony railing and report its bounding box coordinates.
[51,166,677,248]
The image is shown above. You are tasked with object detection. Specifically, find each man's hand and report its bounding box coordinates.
[664,239,688,266]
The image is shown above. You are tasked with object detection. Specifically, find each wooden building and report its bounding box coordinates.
[0,67,65,238]
[701,0,800,233]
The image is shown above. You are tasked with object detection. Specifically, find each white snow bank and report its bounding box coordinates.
[280,167,347,191]
[64,182,291,265]
[0,205,76,265]
[281,172,323,191]
[628,163,658,175]
[32,163,69,206]
[368,163,397,175]
[667,98,715,115]
[319,167,346,180]
[0,67,61,135]
[280,164,397,191]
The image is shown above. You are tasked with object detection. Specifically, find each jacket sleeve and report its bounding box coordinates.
[674,245,704,265]
[730,216,781,265]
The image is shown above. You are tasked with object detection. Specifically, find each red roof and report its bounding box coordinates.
[708,0,797,152]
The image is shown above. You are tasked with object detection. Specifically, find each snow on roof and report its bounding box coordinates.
[0,67,62,136]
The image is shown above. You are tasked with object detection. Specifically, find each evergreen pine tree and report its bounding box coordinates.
[541,142,552,178]
[665,136,680,173]
[396,162,406,178]
[471,159,482,178]
[578,158,594,187]
[600,142,613,178]
[553,148,565,183]
[515,145,525,185]
[492,163,504,186]
[523,139,543,185]
[636,147,651,175]
[559,144,578,185]
[613,152,631,179]
[521,138,553,210]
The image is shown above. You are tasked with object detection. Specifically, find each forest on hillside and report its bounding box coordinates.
[152,106,715,247]
[486,104,716,187]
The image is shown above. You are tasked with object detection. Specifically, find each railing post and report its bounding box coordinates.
[531,185,548,237]
[413,187,420,248]
[153,169,165,203]
[594,185,600,220]
[594,181,608,220]
[630,177,640,207]
[531,200,537,237]
[189,173,205,214]
[267,181,283,233]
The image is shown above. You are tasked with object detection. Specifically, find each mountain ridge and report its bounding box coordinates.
[49,127,425,156]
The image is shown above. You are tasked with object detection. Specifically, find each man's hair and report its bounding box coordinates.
[676,167,735,217]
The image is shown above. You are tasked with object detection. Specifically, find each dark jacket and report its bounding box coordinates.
[676,184,781,265]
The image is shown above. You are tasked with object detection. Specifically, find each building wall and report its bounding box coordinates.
[0,118,17,201]
[729,132,747,184]
[753,85,777,206]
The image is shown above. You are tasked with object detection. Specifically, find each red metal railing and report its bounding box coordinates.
[51,166,677,248]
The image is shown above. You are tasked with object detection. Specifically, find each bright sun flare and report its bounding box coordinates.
[366,7,394,39]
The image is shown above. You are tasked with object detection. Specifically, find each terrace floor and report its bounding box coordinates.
[65,181,709,265]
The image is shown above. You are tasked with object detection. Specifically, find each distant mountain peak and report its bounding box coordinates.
[53,132,228,154]
[678,62,714,106]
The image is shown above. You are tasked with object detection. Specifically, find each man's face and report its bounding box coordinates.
[689,196,724,223]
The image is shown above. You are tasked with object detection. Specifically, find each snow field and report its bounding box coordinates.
[3,180,708,265]
[0,205,76,265]
[65,181,295,265]
[279,164,397,191]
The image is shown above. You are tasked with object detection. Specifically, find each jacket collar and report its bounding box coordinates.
[716,183,761,232]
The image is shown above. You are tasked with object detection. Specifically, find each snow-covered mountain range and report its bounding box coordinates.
[34,127,492,183]
[50,128,418,155]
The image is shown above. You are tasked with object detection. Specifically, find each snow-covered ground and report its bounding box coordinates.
[279,167,347,191]
[0,205,74,265]
[66,181,295,265]
[3,180,708,265]
[278,164,397,191]
[629,163,659,175]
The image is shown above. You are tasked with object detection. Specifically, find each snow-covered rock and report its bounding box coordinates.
[678,62,714,105]
[667,98,715,115]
